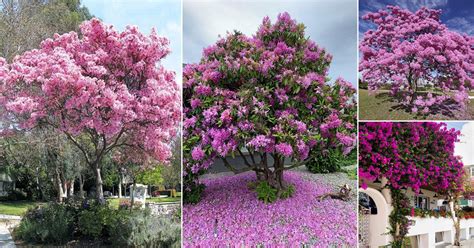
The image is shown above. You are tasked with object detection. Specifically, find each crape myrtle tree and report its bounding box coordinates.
[0,19,180,202]
[360,6,474,115]
[359,122,464,247]
[183,12,356,202]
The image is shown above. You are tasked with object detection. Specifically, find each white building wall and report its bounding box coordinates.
[362,185,474,247]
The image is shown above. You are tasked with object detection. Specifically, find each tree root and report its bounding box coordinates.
[318,184,351,202]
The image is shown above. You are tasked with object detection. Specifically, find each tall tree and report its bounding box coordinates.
[360,6,474,116]
[183,13,356,202]
[1,19,180,202]
[0,0,92,61]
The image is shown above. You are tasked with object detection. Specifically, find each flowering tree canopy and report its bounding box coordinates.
[183,12,356,200]
[360,6,474,115]
[359,122,464,193]
[0,18,180,200]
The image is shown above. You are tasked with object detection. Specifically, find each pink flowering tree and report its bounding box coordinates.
[183,13,356,203]
[360,6,474,116]
[359,122,464,247]
[0,19,180,201]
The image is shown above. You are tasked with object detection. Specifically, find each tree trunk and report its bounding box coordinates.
[62,181,68,198]
[93,165,105,203]
[55,167,64,203]
[79,174,85,199]
[69,180,74,197]
[130,181,136,211]
[118,174,123,198]
[258,155,287,198]
[450,199,461,246]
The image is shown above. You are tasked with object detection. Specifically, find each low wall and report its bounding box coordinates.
[146,202,180,217]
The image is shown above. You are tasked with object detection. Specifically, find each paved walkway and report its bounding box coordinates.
[0,215,20,248]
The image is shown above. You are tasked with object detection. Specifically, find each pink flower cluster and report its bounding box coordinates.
[183,172,356,247]
[183,13,356,180]
[360,6,474,115]
[1,18,180,163]
[359,122,465,194]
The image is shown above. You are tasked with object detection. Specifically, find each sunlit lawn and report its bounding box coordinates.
[359,89,474,120]
[107,194,181,209]
[0,200,42,216]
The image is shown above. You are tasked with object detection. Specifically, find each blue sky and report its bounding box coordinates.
[81,0,182,83]
[446,122,466,131]
[360,0,474,36]
[184,0,358,86]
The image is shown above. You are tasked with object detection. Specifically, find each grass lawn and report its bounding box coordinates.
[359,89,474,120]
[107,195,180,209]
[0,200,42,216]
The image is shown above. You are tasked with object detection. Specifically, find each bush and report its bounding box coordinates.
[306,149,356,173]
[119,199,143,210]
[280,184,295,199]
[0,189,28,201]
[109,209,180,247]
[183,182,205,204]
[14,198,181,246]
[255,181,277,204]
[15,203,74,244]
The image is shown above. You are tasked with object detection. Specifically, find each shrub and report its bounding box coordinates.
[118,199,143,210]
[77,204,115,239]
[306,150,342,173]
[108,209,181,247]
[255,181,277,204]
[280,184,295,199]
[15,203,74,244]
[183,182,205,204]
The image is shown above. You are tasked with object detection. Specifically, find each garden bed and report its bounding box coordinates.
[183,171,356,247]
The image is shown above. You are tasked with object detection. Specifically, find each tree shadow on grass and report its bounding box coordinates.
[377,92,461,119]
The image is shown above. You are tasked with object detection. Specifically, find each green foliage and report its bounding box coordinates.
[15,203,74,244]
[344,167,357,180]
[77,204,115,239]
[109,209,181,248]
[306,149,356,173]
[78,209,103,238]
[137,166,164,186]
[183,181,206,204]
[388,188,411,248]
[14,198,181,246]
[280,184,295,199]
[0,0,93,61]
[255,181,277,204]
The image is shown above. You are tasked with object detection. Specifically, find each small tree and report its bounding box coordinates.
[1,19,180,202]
[359,122,464,247]
[184,13,356,202]
[360,6,474,115]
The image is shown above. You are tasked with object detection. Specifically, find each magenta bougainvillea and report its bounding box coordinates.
[0,19,180,199]
[359,122,464,192]
[183,172,356,247]
[360,6,474,115]
[359,122,465,246]
[183,12,356,200]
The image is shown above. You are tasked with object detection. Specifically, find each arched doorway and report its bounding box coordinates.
[359,187,391,247]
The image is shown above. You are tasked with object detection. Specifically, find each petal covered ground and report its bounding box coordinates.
[183,171,357,247]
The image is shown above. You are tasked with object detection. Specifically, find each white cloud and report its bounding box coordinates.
[184,0,358,85]
[393,0,448,10]
[446,17,474,35]
[455,122,474,166]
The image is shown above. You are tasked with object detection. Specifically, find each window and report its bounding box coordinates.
[470,167,474,177]
[414,195,430,210]
[435,232,444,243]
